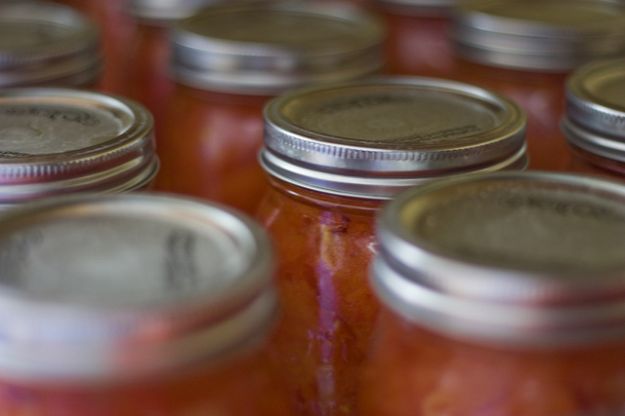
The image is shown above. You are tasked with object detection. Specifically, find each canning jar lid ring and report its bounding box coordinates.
[170,1,385,94]
[0,193,276,381]
[374,171,625,346]
[452,0,625,71]
[0,88,159,202]
[373,0,454,15]
[0,1,102,86]
[261,76,527,197]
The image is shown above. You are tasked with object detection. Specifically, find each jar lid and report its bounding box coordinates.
[374,171,625,347]
[374,0,454,16]
[261,77,527,199]
[0,88,158,205]
[0,1,101,87]
[127,0,223,23]
[171,1,385,94]
[0,193,275,381]
[452,0,625,71]
[562,58,625,163]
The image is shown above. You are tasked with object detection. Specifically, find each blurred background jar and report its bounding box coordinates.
[158,1,385,214]
[372,0,455,77]
[257,77,527,415]
[0,193,291,415]
[363,172,625,416]
[123,0,224,135]
[450,0,625,172]
[53,0,134,93]
[562,58,625,180]
[0,1,102,89]
[0,88,158,207]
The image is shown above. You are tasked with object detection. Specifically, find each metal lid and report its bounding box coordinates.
[452,0,625,71]
[0,1,101,87]
[562,58,625,163]
[261,77,527,199]
[0,193,275,381]
[0,88,158,205]
[171,1,385,94]
[374,171,625,347]
[374,0,454,16]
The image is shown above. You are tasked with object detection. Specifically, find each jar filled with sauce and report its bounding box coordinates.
[257,77,527,415]
[159,1,385,214]
[451,0,625,172]
[0,1,102,89]
[372,0,454,77]
[562,58,625,180]
[0,193,291,415]
[54,0,134,94]
[363,171,625,416]
[124,0,219,132]
[0,88,158,206]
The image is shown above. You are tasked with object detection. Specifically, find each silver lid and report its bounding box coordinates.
[562,58,625,163]
[0,88,158,204]
[0,193,275,381]
[171,1,385,94]
[374,0,454,16]
[261,77,527,199]
[452,0,625,71]
[127,0,223,23]
[0,1,101,87]
[374,171,625,347]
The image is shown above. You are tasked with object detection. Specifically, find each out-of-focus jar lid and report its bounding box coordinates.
[373,0,454,16]
[374,171,625,347]
[261,77,527,199]
[0,0,101,87]
[0,88,158,205]
[562,58,625,167]
[0,193,275,382]
[171,1,385,94]
[452,0,625,72]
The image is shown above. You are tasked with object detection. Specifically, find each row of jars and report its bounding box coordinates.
[1,0,625,415]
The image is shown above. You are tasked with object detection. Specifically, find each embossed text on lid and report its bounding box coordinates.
[0,194,275,381]
[452,0,625,71]
[261,77,527,199]
[171,1,384,94]
[0,1,101,87]
[374,172,625,346]
[0,88,158,203]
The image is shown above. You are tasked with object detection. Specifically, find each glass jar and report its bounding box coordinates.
[0,88,158,206]
[562,58,625,180]
[158,1,385,214]
[0,193,291,415]
[55,0,134,94]
[0,1,102,88]
[372,0,454,77]
[363,171,625,416]
[257,77,528,415]
[450,0,625,172]
[124,0,222,133]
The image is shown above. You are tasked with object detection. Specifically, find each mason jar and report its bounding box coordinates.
[0,1,102,88]
[0,193,291,415]
[363,171,625,416]
[158,1,385,214]
[451,0,625,172]
[257,76,527,415]
[562,58,625,180]
[0,88,158,206]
